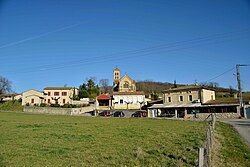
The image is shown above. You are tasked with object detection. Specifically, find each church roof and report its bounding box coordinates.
[113,91,144,95]
[114,68,120,71]
[120,74,135,82]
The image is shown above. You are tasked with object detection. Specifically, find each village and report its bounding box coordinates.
[1,67,249,119]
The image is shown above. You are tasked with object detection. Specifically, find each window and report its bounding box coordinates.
[55,99,58,104]
[62,92,67,96]
[189,95,193,101]
[120,99,123,104]
[54,92,59,96]
[168,97,171,102]
[31,99,34,103]
[48,99,50,104]
[123,82,129,88]
[180,96,183,102]
[48,92,51,96]
[63,99,66,104]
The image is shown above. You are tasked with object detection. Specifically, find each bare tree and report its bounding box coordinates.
[99,79,109,94]
[0,76,12,94]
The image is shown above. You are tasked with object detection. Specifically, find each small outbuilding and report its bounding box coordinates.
[96,94,111,110]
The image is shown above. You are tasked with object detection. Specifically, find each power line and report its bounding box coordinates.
[0,23,81,49]
[204,67,235,83]
[2,27,250,74]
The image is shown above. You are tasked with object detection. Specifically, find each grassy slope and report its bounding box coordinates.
[213,122,250,167]
[0,112,208,166]
[0,101,23,112]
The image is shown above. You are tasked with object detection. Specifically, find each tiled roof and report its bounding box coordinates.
[96,94,111,100]
[114,68,120,71]
[44,87,74,90]
[113,91,145,95]
[162,85,214,93]
[0,94,20,97]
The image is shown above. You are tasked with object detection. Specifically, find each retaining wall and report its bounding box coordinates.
[23,105,95,116]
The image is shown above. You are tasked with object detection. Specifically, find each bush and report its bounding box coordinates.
[40,103,46,107]
[61,104,77,108]
[50,104,60,107]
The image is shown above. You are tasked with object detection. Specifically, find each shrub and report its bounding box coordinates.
[40,103,46,107]
[50,104,60,107]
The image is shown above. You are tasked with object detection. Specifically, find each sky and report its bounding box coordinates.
[0,0,250,93]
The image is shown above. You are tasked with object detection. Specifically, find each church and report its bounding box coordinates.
[113,68,136,92]
[112,68,145,110]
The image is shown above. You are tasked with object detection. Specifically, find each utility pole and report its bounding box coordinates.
[236,64,249,118]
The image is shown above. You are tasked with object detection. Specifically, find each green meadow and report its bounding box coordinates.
[0,112,208,166]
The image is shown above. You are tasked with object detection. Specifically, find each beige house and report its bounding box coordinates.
[22,90,45,106]
[162,86,215,104]
[148,85,242,119]
[44,87,78,105]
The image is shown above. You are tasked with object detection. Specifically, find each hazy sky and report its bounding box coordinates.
[0,0,250,93]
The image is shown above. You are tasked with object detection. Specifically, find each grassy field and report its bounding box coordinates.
[213,122,250,167]
[0,112,208,166]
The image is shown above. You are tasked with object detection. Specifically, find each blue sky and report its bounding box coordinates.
[0,0,250,93]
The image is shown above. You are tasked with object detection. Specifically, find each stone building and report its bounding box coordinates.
[112,68,145,110]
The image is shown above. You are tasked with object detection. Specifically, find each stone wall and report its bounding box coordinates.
[23,105,95,116]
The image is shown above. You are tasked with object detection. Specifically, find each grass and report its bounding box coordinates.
[0,101,23,112]
[213,122,250,167]
[0,112,208,166]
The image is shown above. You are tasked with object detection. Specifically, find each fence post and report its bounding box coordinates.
[199,148,204,167]
[212,113,216,130]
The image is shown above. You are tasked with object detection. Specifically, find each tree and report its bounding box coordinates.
[99,79,109,94]
[87,79,95,89]
[78,78,99,99]
[173,80,177,88]
[0,76,12,95]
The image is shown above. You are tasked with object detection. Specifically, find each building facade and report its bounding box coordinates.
[112,68,145,110]
[113,68,136,92]
[44,87,78,105]
[148,86,241,119]
[22,90,45,106]
[162,86,215,104]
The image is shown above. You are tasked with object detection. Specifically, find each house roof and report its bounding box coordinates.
[148,103,239,109]
[162,85,214,93]
[113,91,145,95]
[22,89,43,94]
[120,74,135,83]
[205,97,250,105]
[96,94,111,100]
[44,87,74,90]
[0,94,20,98]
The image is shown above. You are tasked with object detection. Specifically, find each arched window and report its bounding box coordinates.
[123,81,129,88]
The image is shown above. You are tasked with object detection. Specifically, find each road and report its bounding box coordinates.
[220,119,250,147]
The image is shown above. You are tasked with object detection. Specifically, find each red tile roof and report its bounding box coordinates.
[96,94,111,100]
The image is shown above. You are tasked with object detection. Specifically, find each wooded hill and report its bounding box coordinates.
[135,81,239,98]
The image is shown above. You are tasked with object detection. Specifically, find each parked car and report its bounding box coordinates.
[98,111,111,117]
[113,111,125,117]
[131,111,148,117]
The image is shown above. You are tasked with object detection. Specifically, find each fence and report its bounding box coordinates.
[198,113,216,167]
